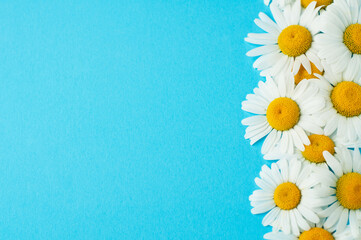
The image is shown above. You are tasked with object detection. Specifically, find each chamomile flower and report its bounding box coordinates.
[264,223,353,240]
[264,0,333,9]
[293,59,337,86]
[294,62,324,85]
[241,75,325,155]
[316,0,361,78]
[246,2,322,77]
[313,148,361,237]
[295,135,345,169]
[264,134,346,171]
[250,159,322,235]
[313,71,361,147]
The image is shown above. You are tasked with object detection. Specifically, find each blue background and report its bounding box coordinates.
[0,0,272,239]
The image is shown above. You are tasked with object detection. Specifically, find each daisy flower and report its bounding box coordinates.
[250,159,323,235]
[264,133,346,171]
[246,1,322,77]
[313,148,361,237]
[313,70,361,147]
[241,75,325,155]
[264,0,333,9]
[316,0,361,77]
[295,135,345,169]
[293,61,324,85]
[264,223,353,240]
[292,59,337,86]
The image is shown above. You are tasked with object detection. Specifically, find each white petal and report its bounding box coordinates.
[242,115,267,126]
[251,201,275,214]
[324,205,343,229]
[262,207,280,226]
[323,151,343,177]
[336,208,349,233]
[350,210,359,237]
[297,204,319,223]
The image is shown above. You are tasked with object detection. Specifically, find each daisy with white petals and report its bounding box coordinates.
[312,71,361,147]
[316,0,361,78]
[264,223,353,240]
[313,148,361,237]
[294,136,346,169]
[293,58,338,87]
[246,1,322,77]
[241,75,325,155]
[264,133,346,172]
[250,159,322,235]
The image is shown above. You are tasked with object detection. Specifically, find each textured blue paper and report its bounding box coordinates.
[0,0,272,239]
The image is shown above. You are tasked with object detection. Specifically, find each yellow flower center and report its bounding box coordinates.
[274,182,301,210]
[330,81,361,117]
[294,62,323,85]
[299,227,334,240]
[344,24,361,54]
[266,97,300,131]
[278,25,312,57]
[336,172,361,210]
[301,0,333,8]
[301,135,335,164]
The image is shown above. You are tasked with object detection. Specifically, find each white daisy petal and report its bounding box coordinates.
[250,125,273,145]
[289,210,299,236]
[336,208,349,233]
[251,200,275,214]
[289,128,304,151]
[298,54,311,74]
[246,45,280,57]
[297,204,319,223]
[293,125,310,145]
[350,210,359,237]
[298,119,323,135]
[324,205,343,229]
[324,115,338,136]
[323,151,343,177]
[282,211,291,234]
[319,202,340,218]
[262,207,281,226]
[242,115,267,126]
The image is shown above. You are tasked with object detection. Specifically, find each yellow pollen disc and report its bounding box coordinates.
[299,227,334,240]
[344,24,361,54]
[336,172,361,210]
[294,62,323,85]
[301,0,333,8]
[266,97,300,131]
[301,135,335,164]
[278,25,312,57]
[330,81,361,117]
[273,182,301,210]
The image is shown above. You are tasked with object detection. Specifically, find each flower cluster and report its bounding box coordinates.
[243,0,361,239]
